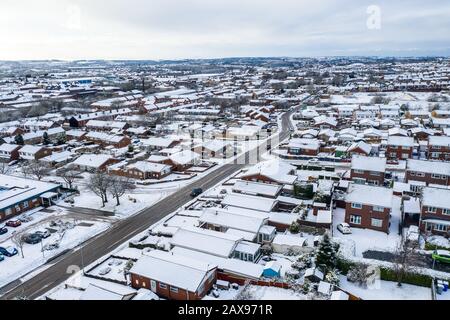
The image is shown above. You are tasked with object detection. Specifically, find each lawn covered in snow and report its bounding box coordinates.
[339,276,431,300]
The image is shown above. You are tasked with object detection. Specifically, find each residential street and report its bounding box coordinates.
[0,98,309,300]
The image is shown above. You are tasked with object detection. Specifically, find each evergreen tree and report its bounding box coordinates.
[315,233,339,273]
[42,132,51,145]
[14,134,24,145]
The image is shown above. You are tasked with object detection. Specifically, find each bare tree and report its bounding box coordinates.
[109,175,135,206]
[58,167,80,190]
[0,162,11,175]
[87,171,110,207]
[22,160,51,181]
[392,239,419,287]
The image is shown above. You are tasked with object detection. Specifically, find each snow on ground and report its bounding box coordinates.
[246,285,307,300]
[332,196,403,257]
[339,276,431,300]
[0,215,110,289]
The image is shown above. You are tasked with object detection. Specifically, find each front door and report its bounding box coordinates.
[150,280,157,292]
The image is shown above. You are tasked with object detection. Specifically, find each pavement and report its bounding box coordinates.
[0,99,309,300]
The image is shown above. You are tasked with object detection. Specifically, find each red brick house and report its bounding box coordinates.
[350,155,386,186]
[288,138,320,156]
[419,187,450,237]
[345,183,393,233]
[405,159,450,187]
[386,136,414,160]
[428,136,450,161]
[112,161,172,180]
[19,145,52,161]
[0,143,21,162]
[129,251,217,300]
[347,141,372,157]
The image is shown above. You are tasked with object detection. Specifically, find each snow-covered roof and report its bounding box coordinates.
[72,154,112,168]
[387,136,414,147]
[127,161,171,173]
[422,187,450,209]
[169,150,200,165]
[347,141,372,154]
[428,135,450,147]
[19,145,45,155]
[240,159,297,185]
[351,155,386,172]
[407,159,450,175]
[222,193,278,212]
[0,174,61,210]
[272,234,307,247]
[129,250,216,293]
[170,247,263,280]
[199,207,267,234]
[346,183,393,208]
[171,227,241,258]
[0,143,20,153]
[232,180,282,198]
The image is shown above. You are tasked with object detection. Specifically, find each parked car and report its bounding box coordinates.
[190,188,203,197]
[5,220,21,228]
[337,222,352,234]
[23,233,42,245]
[35,230,51,239]
[432,250,450,264]
[0,227,7,235]
[19,216,33,223]
[0,246,18,257]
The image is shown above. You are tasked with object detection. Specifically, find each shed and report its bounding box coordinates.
[262,261,282,278]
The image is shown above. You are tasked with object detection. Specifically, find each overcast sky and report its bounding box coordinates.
[1,0,450,60]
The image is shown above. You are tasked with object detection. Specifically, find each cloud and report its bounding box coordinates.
[0,0,449,59]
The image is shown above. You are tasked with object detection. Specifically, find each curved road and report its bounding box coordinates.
[0,99,307,300]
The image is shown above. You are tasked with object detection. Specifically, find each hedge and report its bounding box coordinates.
[379,267,432,288]
[424,242,450,251]
[337,259,434,288]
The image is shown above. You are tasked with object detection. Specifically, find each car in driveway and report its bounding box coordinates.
[35,230,51,239]
[0,246,18,257]
[6,220,22,228]
[337,222,352,234]
[190,188,203,197]
[23,233,42,245]
[432,250,450,264]
[0,227,7,235]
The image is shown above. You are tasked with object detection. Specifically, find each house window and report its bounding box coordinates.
[434,224,447,232]
[350,215,362,225]
[135,279,139,285]
[431,174,442,179]
[5,208,12,216]
[15,205,21,212]
[373,206,384,212]
[370,171,381,176]
[353,169,364,174]
[351,203,362,209]
[409,171,415,176]
[427,207,437,213]
[170,286,179,293]
[443,209,450,216]
[23,201,29,209]
[415,172,425,177]
[159,283,167,289]
[371,218,383,228]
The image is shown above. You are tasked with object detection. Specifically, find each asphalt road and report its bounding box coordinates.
[0,101,305,300]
